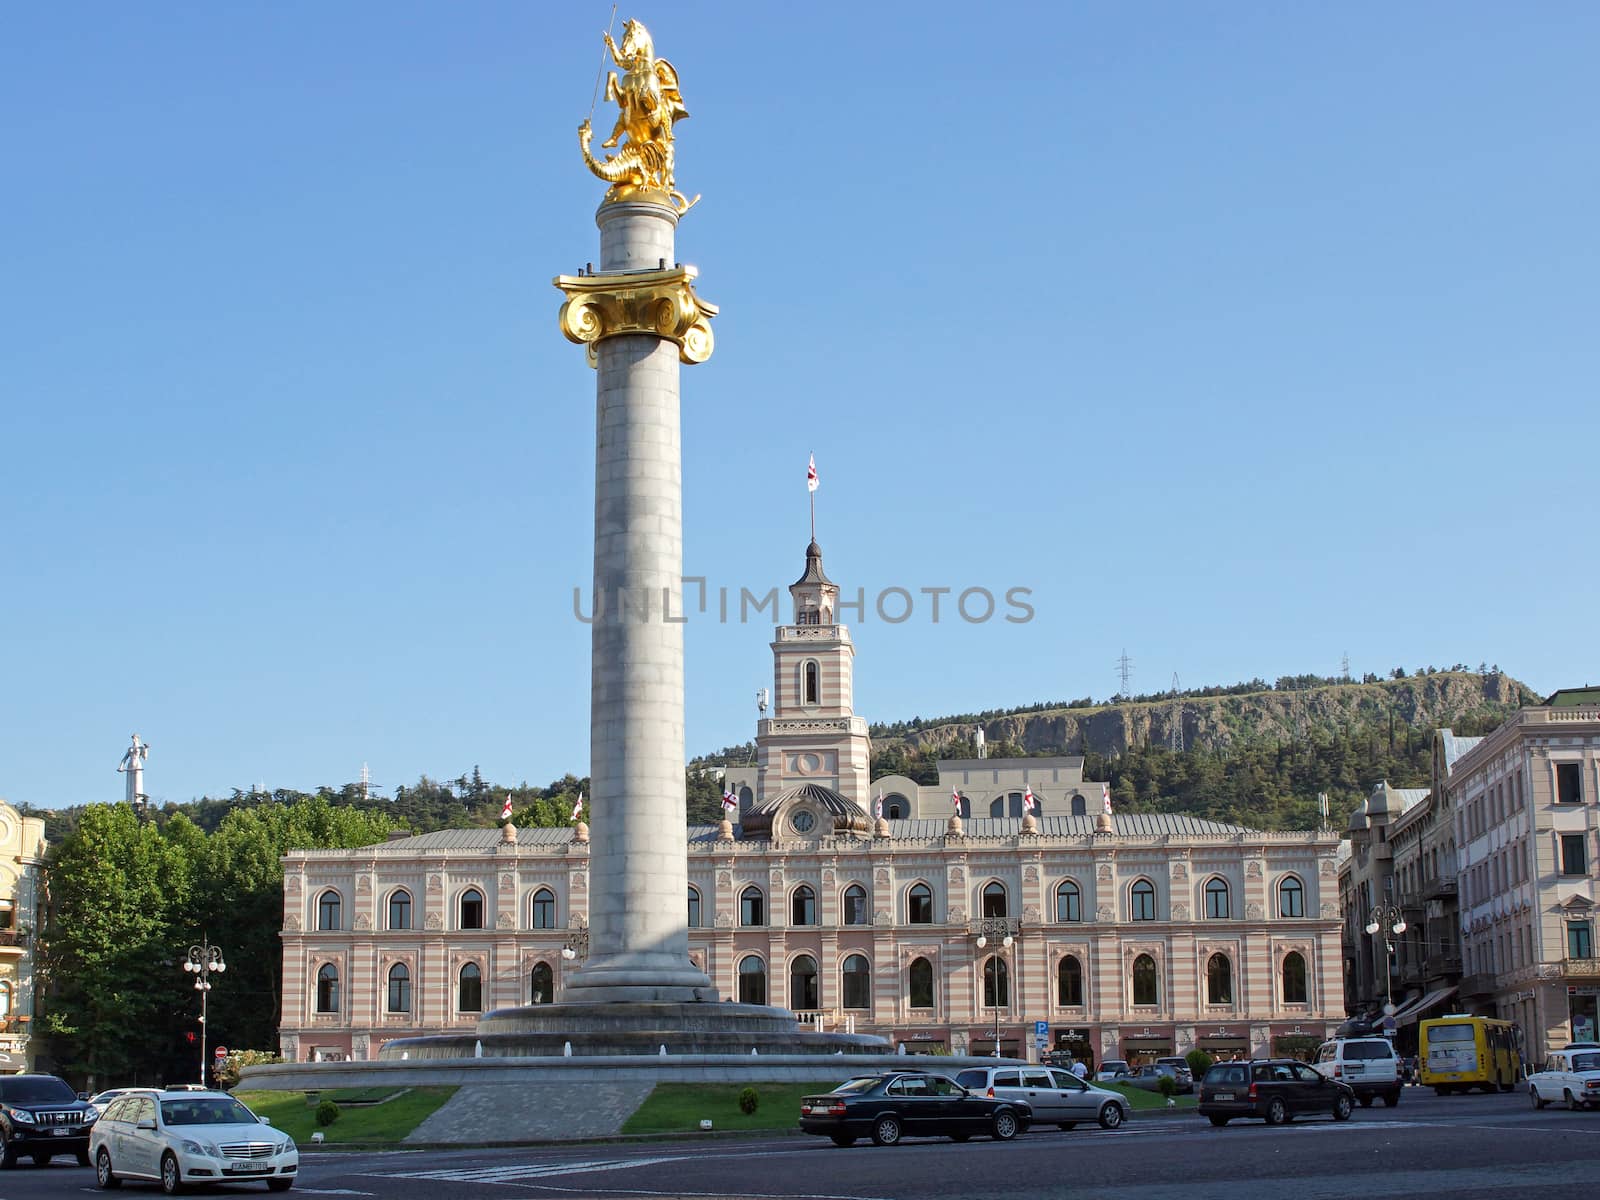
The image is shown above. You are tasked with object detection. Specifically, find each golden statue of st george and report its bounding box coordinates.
[579,20,699,213]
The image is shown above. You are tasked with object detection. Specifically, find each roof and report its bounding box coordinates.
[692,813,1274,841]
[1438,730,1484,774]
[320,827,580,853]
[1548,687,1600,707]
[791,540,835,587]
[747,781,863,820]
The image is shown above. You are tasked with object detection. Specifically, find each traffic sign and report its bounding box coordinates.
[1033,1020,1048,1049]
[213,1045,228,1059]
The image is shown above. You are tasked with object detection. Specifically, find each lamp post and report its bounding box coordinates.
[1365,903,1407,1016]
[560,918,590,965]
[973,917,1015,1058]
[182,938,225,1086]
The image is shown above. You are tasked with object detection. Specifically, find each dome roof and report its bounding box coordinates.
[738,782,868,838]
[791,540,835,587]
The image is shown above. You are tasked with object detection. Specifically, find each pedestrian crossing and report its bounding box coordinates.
[378,1154,688,1184]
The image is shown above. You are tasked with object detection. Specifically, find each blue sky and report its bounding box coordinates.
[4,2,1596,810]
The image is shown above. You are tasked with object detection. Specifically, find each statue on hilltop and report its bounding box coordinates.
[579,20,697,212]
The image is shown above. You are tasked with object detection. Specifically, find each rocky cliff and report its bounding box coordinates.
[879,671,1539,759]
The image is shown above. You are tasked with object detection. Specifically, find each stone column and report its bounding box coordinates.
[562,197,716,1003]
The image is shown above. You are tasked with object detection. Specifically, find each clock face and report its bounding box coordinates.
[791,810,816,833]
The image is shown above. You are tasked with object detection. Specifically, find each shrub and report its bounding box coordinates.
[737,1087,759,1115]
[1156,1075,1177,1099]
[213,1049,285,1090]
[1185,1049,1214,1077]
[315,1099,341,1127]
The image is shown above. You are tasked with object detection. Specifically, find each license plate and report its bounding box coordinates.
[1214,1093,1234,1101]
[51,1128,70,1137]
[228,1161,265,1172]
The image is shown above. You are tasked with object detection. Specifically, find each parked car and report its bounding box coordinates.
[1311,1036,1402,1107]
[1154,1057,1196,1094]
[1095,1060,1132,1082]
[0,1074,99,1168]
[1527,1047,1600,1111]
[88,1089,150,1118]
[1124,1063,1190,1094]
[798,1070,1031,1147]
[89,1088,298,1192]
[1198,1059,1355,1126]
[953,1065,1127,1130]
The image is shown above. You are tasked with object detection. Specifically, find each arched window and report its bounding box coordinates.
[1205,878,1230,920]
[458,962,482,1012]
[1070,793,1086,817]
[388,890,412,931]
[1206,953,1233,1005]
[983,955,1010,1008]
[738,956,767,1005]
[1057,955,1084,1006]
[885,793,907,820]
[740,887,766,927]
[315,964,339,1013]
[1131,879,1156,922]
[982,882,1008,918]
[955,793,971,819]
[460,889,485,930]
[386,963,410,1013]
[841,954,871,1009]
[687,886,702,929]
[791,885,817,926]
[1008,791,1024,817]
[842,884,868,926]
[738,785,753,806]
[1279,876,1305,918]
[989,797,1005,818]
[316,891,341,931]
[530,888,556,929]
[789,954,819,1011]
[1282,951,1309,1004]
[907,883,933,924]
[1131,954,1158,1005]
[1056,881,1082,923]
[908,957,934,1009]
[803,661,820,705]
[530,962,553,1005]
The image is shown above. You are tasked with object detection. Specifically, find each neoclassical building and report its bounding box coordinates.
[0,800,47,1072]
[278,544,1343,1065]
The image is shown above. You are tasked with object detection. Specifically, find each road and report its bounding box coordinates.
[6,1089,1595,1200]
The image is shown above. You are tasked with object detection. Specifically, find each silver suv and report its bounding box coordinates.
[952,1065,1127,1131]
[1312,1036,1402,1106]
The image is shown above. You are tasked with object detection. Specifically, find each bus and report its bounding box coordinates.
[1419,1015,1522,1094]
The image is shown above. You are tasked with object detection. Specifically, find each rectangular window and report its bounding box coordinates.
[1569,922,1593,960]
[1557,763,1583,804]
[1561,834,1588,876]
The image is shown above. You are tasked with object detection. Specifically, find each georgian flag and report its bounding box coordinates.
[806,454,818,493]
[951,788,962,813]
[500,794,513,821]
[721,788,738,813]
[874,791,884,821]
[1102,782,1113,815]
[1023,786,1037,813]
[570,792,584,822]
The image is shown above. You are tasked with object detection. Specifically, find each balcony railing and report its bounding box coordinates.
[1422,878,1458,901]
[1457,973,1497,997]
[0,931,31,950]
[1424,953,1462,978]
[1563,957,1600,979]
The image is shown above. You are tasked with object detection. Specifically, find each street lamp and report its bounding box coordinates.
[1365,903,1407,1014]
[560,917,590,964]
[974,917,1015,1058]
[182,938,225,1086]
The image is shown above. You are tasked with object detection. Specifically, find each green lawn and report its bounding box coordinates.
[1100,1082,1198,1111]
[233,1087,457,1144]
[621,1082,840,1134]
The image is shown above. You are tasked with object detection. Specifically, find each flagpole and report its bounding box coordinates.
[809,451,815,542]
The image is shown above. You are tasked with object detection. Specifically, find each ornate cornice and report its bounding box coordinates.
[554,265,716,365]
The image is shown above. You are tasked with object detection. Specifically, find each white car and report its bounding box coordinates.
[87,1088,151,1118]
[89,1089,297,1193]
[1528,1047,1600,1111]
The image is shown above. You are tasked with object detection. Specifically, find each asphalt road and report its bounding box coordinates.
[5,1089,1595,1200]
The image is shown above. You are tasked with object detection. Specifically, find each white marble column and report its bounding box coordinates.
[567,197,716,1003]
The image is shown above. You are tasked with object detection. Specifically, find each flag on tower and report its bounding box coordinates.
[500,794,513,821]
[570,792,584,822]
[874,791,884,821]
[806,454,818,492]
[951,788,962,814]
[1023,786,1037,813]
[1101,782,1113,815]
[721,788,738,814]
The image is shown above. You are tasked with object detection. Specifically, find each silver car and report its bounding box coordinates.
[89,1089,297,1193]
[953,1065,1127,1131]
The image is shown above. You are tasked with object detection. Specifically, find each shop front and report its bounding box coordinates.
[1569,986,1599,1044]
[1269,1024,1324,1062]
[1196,1026,1251,1062]
[966,1027,1021,1060]
[1050,1026,1096,1071]
[893,1029,951,1056]
[1120,1028,1175,1068]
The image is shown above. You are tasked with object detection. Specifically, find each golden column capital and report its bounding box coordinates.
[553,265,717,366]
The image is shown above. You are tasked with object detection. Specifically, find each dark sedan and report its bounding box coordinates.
[1198,1059,1355,1126]
[799,1071,1031,1147]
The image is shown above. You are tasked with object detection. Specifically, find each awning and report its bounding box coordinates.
[1395,986,1458,1026]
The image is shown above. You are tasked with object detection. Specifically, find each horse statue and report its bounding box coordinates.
[579,20,697,212]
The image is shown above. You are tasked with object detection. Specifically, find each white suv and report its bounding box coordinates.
[1312,1037,1402,1107]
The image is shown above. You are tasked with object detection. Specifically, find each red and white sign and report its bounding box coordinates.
[213,1045,228,1059]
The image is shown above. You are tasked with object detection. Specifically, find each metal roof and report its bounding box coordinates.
[692,813,1272,842]
[1438,731,1484,773]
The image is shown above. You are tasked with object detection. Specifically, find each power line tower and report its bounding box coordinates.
[1168,673,1184,753]
[1116,649,1134,698]
[1341,651,1351,681]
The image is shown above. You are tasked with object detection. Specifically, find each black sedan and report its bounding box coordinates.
[1198,1059,1355,1126]
[800,1071,1031,1147]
